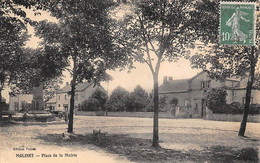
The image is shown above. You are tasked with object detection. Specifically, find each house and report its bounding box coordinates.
[9,85,45,112]
[45,96,56,111]
[55,82,106,113]
[159,71,260,118]
[9,94,33,111]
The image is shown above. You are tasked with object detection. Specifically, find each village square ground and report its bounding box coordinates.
[0,116,259,163]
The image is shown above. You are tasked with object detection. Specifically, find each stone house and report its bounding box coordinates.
[9,86,45,111]
[45,96,56,111]
[55,82,106,113]
[159,71,260,118]
[9,94,33,111]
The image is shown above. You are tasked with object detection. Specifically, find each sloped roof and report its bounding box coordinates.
[46,96,56,104]
[57,82,93,93]
[187,71,205,82]
[159,79,189,93]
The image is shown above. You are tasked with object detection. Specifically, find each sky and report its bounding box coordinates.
[1,5,202,102]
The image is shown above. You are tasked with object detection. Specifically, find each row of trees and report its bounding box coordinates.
[106,85,151,112]
[80,85,150,112]
[80,85,177,112]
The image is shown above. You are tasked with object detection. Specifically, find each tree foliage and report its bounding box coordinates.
[34,0,130,133]
[127,85,150,112]
[169,97,178,106]
[206,88,227,112]
[106,86,129,112]
[81,88,108,111]
[0,4,30,103]
[206,88,260,115]
[0,1,65,108]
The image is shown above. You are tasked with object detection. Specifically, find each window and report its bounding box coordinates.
[201,81,205,89]
[206,80,211,89]
[194,99,199,109]
[65,95,67,100]
[59,96,61,100]
[184,99,190,109]
[201,81,210,89]
[58,104,61,107]
[14,102,19,111]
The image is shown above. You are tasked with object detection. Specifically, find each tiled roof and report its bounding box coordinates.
[187,71,205,82]
[57,82,93,93]
[46,96,56,104]
[159,79,189,93]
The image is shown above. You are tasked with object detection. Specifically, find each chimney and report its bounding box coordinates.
[169,77,173,81]
[163,76,168,84]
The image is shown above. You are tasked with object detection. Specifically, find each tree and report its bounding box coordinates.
[81,98,100,111]
[42,77,62,102]
[127,85,149,112]
[7,48,64,104]
[206,88,227,113]
[190,0,259,136]
[106,86,129,112]
[81,88,108,111]
[0,1,64,114]
[114,0,194,147]
[159,95,168,112]
[169,97,178,106]
[0,1,31,114]
[34,0,130,133]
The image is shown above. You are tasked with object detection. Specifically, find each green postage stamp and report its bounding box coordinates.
[220,2,256,46]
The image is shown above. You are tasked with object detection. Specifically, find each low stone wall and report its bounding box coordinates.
[76,111,97,116]
[205,108,260,123]
[76,111,176,119]
[206,113,260,123]
[76,111,260,122]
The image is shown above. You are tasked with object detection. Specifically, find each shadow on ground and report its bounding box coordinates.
[37,133,259,163]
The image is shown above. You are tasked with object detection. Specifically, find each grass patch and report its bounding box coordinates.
[37,133,259,163]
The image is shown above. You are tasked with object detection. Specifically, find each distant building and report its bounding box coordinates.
[9,85,44,112]
[55,82,106,112]
[159,71,260,118]
[9,94,33,112]
[45,96,56,111]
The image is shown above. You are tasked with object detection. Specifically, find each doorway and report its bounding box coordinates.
[201,99,206,117]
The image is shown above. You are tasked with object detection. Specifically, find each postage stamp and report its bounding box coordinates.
[220,2,256,46]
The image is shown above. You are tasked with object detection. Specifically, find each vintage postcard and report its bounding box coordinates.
[0,1,259,163]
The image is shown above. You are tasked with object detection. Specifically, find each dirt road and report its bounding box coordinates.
[1,116,259,162]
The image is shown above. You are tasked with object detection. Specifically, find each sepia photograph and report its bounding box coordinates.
[0,0,259,162]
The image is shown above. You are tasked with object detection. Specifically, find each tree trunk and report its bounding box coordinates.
[152,72,159,147]
[238,46,256,136]
[68,58,77,133]
[0,89,2,121]
[0,89,2,104]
